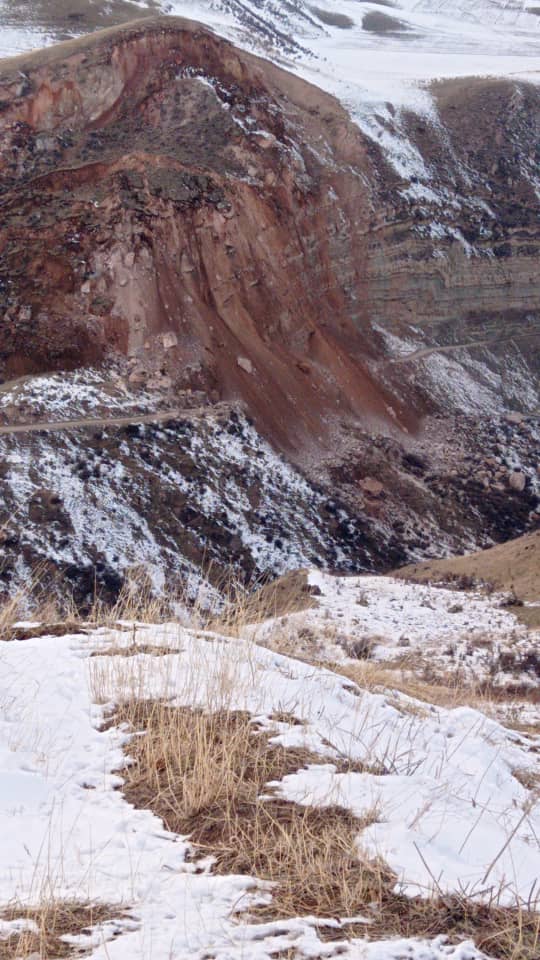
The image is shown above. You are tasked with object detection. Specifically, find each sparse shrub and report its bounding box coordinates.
[346,636,375,659]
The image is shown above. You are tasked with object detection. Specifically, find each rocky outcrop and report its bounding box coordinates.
[367,78,540,355]
[0,18,537,599]
[0,17,415,456]
[1,18,537,446]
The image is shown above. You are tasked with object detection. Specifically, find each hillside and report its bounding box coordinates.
[0,16,538,603]
[396,529,540,629]
[0,5,538,960]
[397,529,540,601]
[1,571,539,959]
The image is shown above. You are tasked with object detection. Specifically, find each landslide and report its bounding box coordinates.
[0,15,417,455]
[0,16,538,570]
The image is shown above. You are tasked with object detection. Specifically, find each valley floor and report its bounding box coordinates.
[1,572,539,959]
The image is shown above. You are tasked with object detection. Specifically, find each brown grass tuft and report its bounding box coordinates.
[112,703,386,919]
[90,642,180,658]
[0,901,120,959]
[110,700,540,957]
[512,767,540,794]
[208,569,319,636]
[330,658,540,716]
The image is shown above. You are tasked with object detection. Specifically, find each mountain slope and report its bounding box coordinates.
[397,529,540,602]
[1,576,539,958]
[0,16,538,602]
[1,1,539,181]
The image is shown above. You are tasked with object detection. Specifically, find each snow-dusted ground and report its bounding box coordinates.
[0,370,165,420]
[374,326,540,419]
[250,570,540,687]
[165,0,540,153]
[0,411,366,596]
[1,1,539,116]
[0,17,52,57]
[1,574,539,959]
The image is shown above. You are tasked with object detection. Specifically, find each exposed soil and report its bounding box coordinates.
[0,17,538,598]
[0,17,538,456]
[309,7,354,29]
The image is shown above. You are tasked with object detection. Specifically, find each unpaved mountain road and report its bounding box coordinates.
[389,330,540,365]
[0,328,538,437]
[0,407,214,435]
[0,400,538,435]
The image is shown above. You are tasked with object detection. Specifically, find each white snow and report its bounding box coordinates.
[0,585,538,957]
[0,384,362,598]
[249,569,540,686]
[0,370,161,419]
[1,1,539,134]
[162,0,540,173]
[0,18,51,58]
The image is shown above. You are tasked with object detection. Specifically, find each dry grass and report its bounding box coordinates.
[109,699,540,958]
[512,767,540,794]
[90,642,180,657]
[0,901,119,959]
[0,562,312,642]
[503,716,540,737]
[330,657,540,716]
[112,702,385,919]
[0,568,194,641]
[207,568,319,636]
[395,530,540,616]
[3,563,540,957]
[327,901,540,957]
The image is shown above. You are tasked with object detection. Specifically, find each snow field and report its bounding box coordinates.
[1,576,539,958]
[248,570,540,690]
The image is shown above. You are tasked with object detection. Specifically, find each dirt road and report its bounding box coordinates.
[0,407,212,436]
[389,330,540,365]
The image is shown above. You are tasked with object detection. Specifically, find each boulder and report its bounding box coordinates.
[360,477,384,498]
[505,411,525,425]
[161,331,178,350]
[509,470,526,492]
[237,356,254,375]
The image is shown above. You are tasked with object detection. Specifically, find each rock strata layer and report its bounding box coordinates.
[0,18,538,598]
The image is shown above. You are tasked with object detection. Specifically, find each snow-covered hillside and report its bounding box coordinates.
[1,0,539,192]
[168,0,540,108]
[1,572,539,958]
[2,0,540,108]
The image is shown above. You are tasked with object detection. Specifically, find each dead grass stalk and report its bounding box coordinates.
[111,700,540,958]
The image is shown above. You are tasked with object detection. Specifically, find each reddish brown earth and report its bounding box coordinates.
[0,16,421,455]
[0,17,538,601]
[1,17,537,453]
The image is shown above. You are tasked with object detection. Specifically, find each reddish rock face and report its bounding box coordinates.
[0,17,538,602]
[0,17,538,461]
[0,17,418,454]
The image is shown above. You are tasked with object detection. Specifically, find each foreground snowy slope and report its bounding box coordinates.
[1,572,539,959]
[249,570,540,689]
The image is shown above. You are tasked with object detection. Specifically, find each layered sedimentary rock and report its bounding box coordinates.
[0,18,406,454]
[0,17,537,600]
[1,19,536,442]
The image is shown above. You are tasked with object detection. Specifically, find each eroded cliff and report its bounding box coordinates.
[0,17,538,600]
